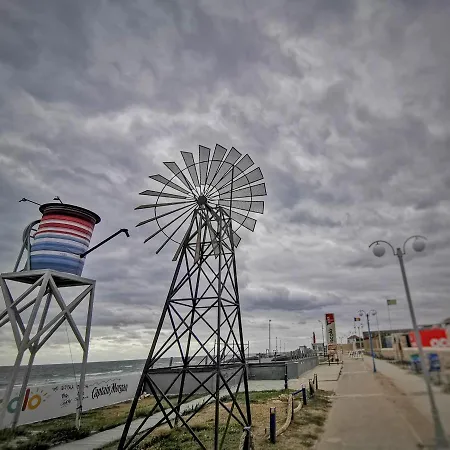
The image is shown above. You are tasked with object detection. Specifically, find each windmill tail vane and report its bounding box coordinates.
[119,144,266,450]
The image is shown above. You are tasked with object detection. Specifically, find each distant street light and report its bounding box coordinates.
[268,320,271,356]
[359,309,376,373]
[369,235,449,449]
[371,310,382,350]
[318,320,325,355]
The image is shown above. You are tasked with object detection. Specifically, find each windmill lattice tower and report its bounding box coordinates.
[119,144,266,450]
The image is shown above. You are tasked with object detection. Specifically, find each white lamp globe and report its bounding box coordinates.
[373,244,385,257]
[413,239,426,253]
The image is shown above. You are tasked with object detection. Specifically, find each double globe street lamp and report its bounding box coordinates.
[369,235,448,449]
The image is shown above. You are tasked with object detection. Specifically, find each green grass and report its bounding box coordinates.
[0,426,90,450]
[0,394,203,449]
[134,423,242,450]
[220,389,291,404]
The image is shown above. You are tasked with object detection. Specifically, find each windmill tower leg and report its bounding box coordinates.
[119,209,252,449]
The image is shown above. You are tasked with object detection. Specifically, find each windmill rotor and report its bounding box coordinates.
[136,144,266,257]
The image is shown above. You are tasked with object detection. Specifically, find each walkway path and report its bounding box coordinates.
[316,357,438,450]
[373,357,450,436]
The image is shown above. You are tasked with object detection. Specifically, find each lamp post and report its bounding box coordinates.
[371,310,382,350]
[359,310,376,373]
[369,235,449,449]
[269,320,271,356]
[318,320,325,356]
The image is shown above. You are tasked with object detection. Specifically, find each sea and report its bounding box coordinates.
[0,357,186,389]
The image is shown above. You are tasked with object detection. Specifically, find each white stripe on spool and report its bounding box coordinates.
[36,226,91,240]
[30,250,82,260]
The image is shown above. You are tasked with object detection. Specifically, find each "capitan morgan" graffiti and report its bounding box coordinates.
[92,382,129,399]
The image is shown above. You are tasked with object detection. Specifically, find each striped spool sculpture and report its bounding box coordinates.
[30,203,101,276]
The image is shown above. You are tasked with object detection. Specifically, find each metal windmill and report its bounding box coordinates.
[119,144,266,449]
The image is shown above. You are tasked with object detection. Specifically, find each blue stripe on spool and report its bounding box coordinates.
[34,233,90,246]
[30,255,85,276]
[31,242,87,254]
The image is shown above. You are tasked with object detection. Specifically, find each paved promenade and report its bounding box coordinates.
[316,356,450,450]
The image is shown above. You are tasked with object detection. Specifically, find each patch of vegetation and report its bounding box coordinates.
[220,389,290,404]
[0,426,90,450]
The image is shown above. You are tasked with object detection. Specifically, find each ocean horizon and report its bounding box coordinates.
[0,357,179,389]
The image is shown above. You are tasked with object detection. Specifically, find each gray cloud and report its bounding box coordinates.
[1,0,450,363]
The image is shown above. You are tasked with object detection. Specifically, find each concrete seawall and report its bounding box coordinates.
[248,356,319,380]
[144,356,319,395]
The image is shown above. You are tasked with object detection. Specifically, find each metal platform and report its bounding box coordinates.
[1,269,95,288]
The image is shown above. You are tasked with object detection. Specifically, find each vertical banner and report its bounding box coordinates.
[325,313,336,345]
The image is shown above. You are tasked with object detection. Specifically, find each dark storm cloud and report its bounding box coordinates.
[1,0,450,362]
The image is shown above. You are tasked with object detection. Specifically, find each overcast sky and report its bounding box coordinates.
[1,0,450,365]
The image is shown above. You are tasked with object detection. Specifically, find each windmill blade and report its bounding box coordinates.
[217,167,264,195]
[155,211,193,255]
[194,215,202,263]
[218,200,264,214]
[164,161,196,194]
[140,190,188,200]
[135,200,192,210]
[207,147,242,192]
[181,151,200,189]
[214,154,254,192]
[205,144,227,186]
[136,203,193,227]
[232,230,241,247]
[228,209,256,232]
[206,217,220,257]
[219,183,267,200]
[149,174,191,195]
[199,145,210,187]
[172,213,198,261]
[143,205,196,243]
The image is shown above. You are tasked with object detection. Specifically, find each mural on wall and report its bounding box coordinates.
[0,373,140,428]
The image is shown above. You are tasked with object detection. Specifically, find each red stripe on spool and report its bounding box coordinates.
[37,221,93,236]
[43,214,95,229]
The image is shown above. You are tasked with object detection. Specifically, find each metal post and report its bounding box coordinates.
[358,324,362,351]
[397,251,449,449]
[387,302,393,336]
[76,284,95,429]
[9,273,49,429]
[302,385,307,405]
[269,407,276,443]
[366,314,376,373]
[269,319,271,356]
[284,364,288,390]
[375,313,382,350]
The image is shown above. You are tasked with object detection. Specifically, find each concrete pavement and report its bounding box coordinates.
[316,357,439,450]
[372,357,450,436]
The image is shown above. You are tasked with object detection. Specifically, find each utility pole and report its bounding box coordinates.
[269,319,271,356]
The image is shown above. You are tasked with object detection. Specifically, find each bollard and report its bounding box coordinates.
[302,385,307,405]
[309,380,315,397]
[291,394,295,419]
[315,373,318,390]
[269,407,276,443]
[284,364,288,390]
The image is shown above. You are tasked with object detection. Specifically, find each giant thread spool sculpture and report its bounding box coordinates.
[30,203,101,276]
